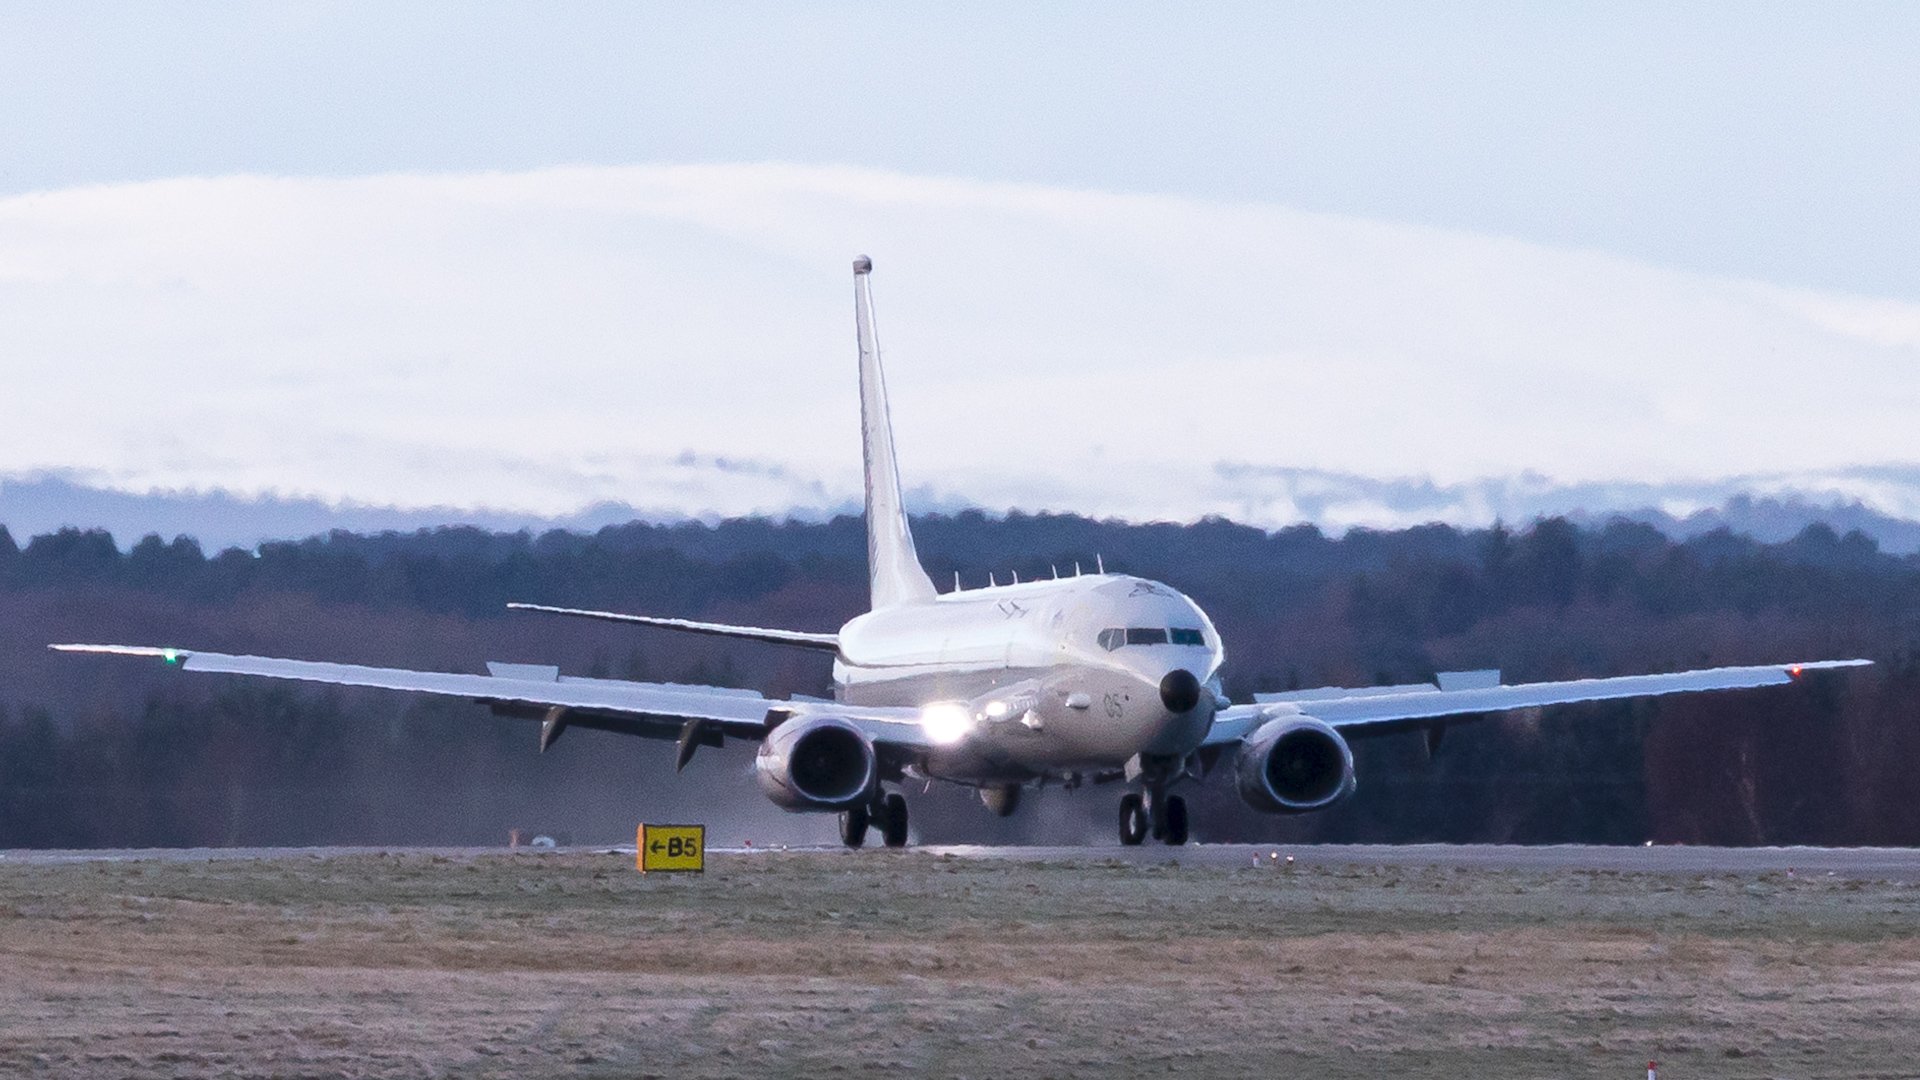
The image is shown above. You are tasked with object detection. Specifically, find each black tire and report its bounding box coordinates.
[1163,795,1189,846]
[839,805,869,848]
[881,792,909,848]
[981,785,1021,817]
[1118,792,1148,846]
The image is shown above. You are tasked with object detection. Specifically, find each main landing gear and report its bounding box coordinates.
[840,791,909,849]
[1118,789,1188,847]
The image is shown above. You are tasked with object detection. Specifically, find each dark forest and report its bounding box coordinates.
[1,511,1916,849]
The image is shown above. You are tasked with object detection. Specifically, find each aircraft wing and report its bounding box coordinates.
[1204,658,1872,745]
[506,603,840,652]
[49,644,935,752]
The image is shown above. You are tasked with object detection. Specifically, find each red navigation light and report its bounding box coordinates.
[1788,666,1804,679]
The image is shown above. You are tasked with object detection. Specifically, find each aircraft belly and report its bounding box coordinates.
[919,722,1112,780]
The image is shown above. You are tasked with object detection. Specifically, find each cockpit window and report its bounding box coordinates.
[1100,627,1206,650]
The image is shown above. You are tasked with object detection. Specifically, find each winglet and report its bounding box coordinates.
[52,643,191,665]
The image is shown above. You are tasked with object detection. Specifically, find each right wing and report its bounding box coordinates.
[1204,659,1872,745]
[49,644,934,754]
[506,603,841,652]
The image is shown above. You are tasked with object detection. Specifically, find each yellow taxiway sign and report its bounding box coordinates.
[638,823,705,873]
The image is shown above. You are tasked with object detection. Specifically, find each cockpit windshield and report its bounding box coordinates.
[1098,627,1206,651]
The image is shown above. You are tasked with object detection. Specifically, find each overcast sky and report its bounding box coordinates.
[2,4,1916,531]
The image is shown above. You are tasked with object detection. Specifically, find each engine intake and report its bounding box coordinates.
[755,716,878,811]
[1236,716,1356,814]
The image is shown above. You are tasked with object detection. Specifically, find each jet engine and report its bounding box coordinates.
[1235,716,1356,813]
[754,716,878,811]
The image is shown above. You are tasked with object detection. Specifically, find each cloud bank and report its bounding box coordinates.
[1,164,1915,532]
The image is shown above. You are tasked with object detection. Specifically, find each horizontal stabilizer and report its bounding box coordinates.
[505,603,840,651]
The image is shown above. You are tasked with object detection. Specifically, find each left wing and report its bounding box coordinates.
[1205,659,1871,745]
[50,644,936,755]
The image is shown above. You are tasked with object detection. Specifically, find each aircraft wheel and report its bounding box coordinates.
[839,804,869,848]
[981,785,1021,817]
[1162,795,1189,846]
[1118,793,1148,846]
[881,792,910,848]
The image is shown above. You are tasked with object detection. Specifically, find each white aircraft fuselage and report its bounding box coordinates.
[836,572,1225,781]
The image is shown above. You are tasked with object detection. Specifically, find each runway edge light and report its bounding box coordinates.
[638,823,705,874]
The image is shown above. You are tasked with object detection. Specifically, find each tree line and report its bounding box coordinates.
[0,512,1915,848]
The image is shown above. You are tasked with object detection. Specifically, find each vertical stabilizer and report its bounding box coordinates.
[854,256,938,609]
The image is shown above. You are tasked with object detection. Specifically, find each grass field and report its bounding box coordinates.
[2,849,1918,1078]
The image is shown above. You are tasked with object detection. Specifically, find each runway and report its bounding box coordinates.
[7,840,1920,1076]
[921,842,1920,880]
[7,842,1920,879]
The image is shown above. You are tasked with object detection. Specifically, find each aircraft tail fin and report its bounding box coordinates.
[854,256,938,609]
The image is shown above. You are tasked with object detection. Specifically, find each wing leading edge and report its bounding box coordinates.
[1205,658,1872,745]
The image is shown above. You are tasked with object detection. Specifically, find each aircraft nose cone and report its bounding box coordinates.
[1159,669,1202,714]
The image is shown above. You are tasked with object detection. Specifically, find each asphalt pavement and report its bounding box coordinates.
[7,842,1920,880]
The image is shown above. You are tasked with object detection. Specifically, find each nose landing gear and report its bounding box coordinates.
[981,784,1022,817]
[1117,789,1188,846]
[1160,793,1189,846]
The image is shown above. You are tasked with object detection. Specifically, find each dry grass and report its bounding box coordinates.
[2,850,1918,1078]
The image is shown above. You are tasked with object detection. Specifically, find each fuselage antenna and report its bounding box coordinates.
[1074,561,1082,577]
[1096,554,1105,575]
[1051,564,1059,579]
[953,570,962,593]
[1012,569,1020,584]
[989,571,997,587]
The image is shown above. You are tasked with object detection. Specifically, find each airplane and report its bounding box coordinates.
[54,256,1871,848]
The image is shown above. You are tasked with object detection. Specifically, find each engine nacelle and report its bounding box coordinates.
[1235,715,1356,814]
[754,716,878,811]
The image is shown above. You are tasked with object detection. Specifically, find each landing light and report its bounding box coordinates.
[983,700,1010,720]
[920,702,975,746]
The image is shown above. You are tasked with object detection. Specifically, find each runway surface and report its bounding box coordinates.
[8,841,1920,1075]
[7,842,1920,879]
